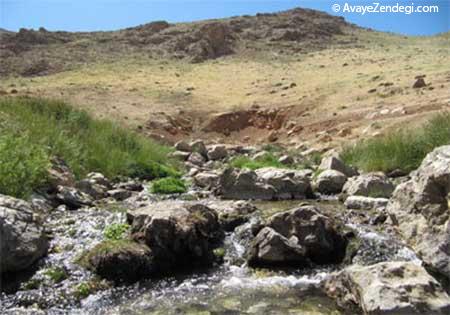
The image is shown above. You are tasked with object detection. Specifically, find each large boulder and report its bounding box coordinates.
[314,170,347,194]
[387,146,450,281]
[82,240,154,283]
[247,227,309,267]
[343,173,395,198]
[217,167,312,200]
[127,201,224,272]
[325,262,450,315]
[247,205,347,267]
[0,195,49,273]
[319,155,358,177]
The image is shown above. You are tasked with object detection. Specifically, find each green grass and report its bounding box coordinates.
[230,153,285,170]
[150,177,187,194]
[0,97,177,198]
[43,266,68,283]
[341,112,450,173]
[103,223,130,241]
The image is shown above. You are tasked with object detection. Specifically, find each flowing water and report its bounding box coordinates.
[1,198,421,315]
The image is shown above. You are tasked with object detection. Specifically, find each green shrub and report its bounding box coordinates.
[230,153,284,170]
[341,112,450,173]
[0,97,178,197]
[103,223,130,241]
[151,177,187,194]
[0,134,50,198]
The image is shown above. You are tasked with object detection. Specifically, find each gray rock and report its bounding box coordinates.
[194,171,220,188]
[56,186,93,209]
[247,205,347,267]
[218,168,277,200]
[107,188,132,201]
[86,172,111,188]
[218,167,312,200]
[174,140,192,152]
[187,152,206,167]
[76,179,108,200]
[207,144,228,160]
[325,262,450,315]
[247,227,308,267]
[0,195,49,273]
[255,167,312,200]
[343,172,394,198]
[127,201,224,272]
[344,195,389,210]
[319,155,358,177]
[206,200,258,231]
[315,170,347,194]
[387,145,450,281]
[278,155,294,165]
[190,140,208,157]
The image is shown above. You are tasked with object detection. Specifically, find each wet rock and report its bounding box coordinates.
[86,172,111,188]
[387,145,450,281]
[207,144,228,160]
[344,196,389,210]
[248,205,347,267]
[82,240,154,283]
[56,186,93,210]
[194,171,220,188]
[187,152,206,167]
[319,155,358,177]
[206,200,258,231]
[174,140,192,152]
[0,195,49,273]
[325,261,450,315]
[127,201,224,272]
[343,173,394,198]
[314,170,347,194]
[107,189,132,201]
[247,227,308,267]
[217,167,312,200]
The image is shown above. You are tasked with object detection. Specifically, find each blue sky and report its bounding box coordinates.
[1,0,448,36]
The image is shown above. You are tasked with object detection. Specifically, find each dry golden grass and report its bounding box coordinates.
[1,30,449,147]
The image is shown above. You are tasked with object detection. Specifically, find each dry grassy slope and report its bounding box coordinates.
[0,11,449,149]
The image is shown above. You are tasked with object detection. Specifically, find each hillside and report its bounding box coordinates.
[0,8,449,150]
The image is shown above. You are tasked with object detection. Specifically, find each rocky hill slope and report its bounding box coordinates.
[0,8,357,77]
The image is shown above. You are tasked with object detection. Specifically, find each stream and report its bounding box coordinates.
[1,199,421,315]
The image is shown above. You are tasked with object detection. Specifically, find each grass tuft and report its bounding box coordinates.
[103,223,130,241]
[230,153,284,170]
[150,177,187,194]
[341,112,450,173]
[0,97,177,198]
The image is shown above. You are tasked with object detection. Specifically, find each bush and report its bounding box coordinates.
[0,97,178,197]
[230,153,284,170]
[103,223,130,241]
[151,177,187,194]
[0,134,50,198]
[341,112,450,173]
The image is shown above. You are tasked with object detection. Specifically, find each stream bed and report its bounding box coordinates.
[1,198,421,315]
